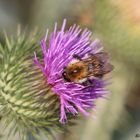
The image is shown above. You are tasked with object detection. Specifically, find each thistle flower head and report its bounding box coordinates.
[34,19,113,123]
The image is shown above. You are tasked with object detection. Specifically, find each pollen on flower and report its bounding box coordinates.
[34,19,113,124]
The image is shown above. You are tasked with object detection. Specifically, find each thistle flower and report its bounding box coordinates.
[34,19,113,124]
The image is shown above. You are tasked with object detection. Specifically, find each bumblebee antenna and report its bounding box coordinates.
[73,54,82,60]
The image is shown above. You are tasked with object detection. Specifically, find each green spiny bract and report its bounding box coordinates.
[0,30,66,140]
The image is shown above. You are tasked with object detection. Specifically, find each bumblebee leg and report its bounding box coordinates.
[87,78,93,84]
[82,78,95,87]
[87,78,95,87]
[73,54,82,60]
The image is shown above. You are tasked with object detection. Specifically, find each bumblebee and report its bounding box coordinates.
[62,52,113,83]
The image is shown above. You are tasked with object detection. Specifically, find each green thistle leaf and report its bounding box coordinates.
[0,29,68,140]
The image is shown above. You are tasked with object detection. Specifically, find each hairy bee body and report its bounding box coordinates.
[62,52,113,83]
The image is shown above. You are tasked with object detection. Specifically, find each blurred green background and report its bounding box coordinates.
[0,0,140,140]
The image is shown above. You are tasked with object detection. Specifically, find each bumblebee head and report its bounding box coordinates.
[62,67,71,82]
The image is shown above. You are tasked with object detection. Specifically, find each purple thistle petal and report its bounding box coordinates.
[34,20,113,123]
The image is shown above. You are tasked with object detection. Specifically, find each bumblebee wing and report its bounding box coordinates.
[94,52,109,63]
[101,63,114,74]
[93,63,113,78]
